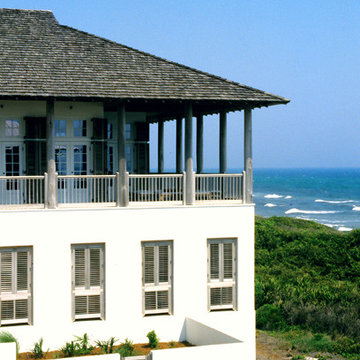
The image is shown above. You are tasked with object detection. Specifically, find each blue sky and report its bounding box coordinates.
[3,0,360,169]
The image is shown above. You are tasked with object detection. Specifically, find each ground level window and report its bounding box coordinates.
[207,238,237,311]
[0,247,32,326]
[142,241,172,315]
[72,244,105,321]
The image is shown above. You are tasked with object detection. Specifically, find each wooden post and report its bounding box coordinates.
[176,117,183,173]
[185,103,195,205]
[158,120,164,173]
[117,103,129,207]
[244,108,253,203]
[196,114,203,174]
[219,111,227,174]
[46,99,57,209]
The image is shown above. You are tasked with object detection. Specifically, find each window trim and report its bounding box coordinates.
[141,241,173,316]
[207,238,237,311]
[71,243,105,321]
[0,246,33,326]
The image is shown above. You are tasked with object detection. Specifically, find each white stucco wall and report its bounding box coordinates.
[0,204,254,355]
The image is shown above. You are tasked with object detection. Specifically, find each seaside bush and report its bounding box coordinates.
[96,337,118,354]
[32,338,46,359]
[147,330,159,348]
[116,338,135,357]
[255,216,360,355]
[256,304,286,331]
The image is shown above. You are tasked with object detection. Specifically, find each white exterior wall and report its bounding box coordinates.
[0,204,255,355]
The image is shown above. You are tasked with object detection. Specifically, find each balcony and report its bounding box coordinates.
[0,172,246,209]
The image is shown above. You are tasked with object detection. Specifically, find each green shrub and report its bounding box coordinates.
[74,333,93,354]
[256,304,286,330]
[116,338,135,357]
[32,338,45,359]
[60,341,78,358]
[0,331,19,354]
[96,337,118,354]
[147,330,159,348]
[169,340,175,348]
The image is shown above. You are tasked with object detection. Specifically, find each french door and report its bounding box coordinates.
[0,144,24,204]
[55,143,89,203]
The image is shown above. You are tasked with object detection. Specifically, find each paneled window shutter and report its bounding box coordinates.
[208,239,236,311]
[72,244,104,321]
[142,242,172,315]
[0,248,32,326]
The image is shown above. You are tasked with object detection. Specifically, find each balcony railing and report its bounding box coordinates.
[0,172,246,209]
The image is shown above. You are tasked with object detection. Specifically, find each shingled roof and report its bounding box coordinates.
[0,8,289,116]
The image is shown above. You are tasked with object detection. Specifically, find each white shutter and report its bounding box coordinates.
[142,242,172,315]
[208,239,236,311]
[0,248,32,326]
[72,244,104,320]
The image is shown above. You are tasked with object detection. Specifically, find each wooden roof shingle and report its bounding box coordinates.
[0,8,289,110]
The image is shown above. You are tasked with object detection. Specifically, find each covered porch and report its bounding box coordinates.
[0,99,254,209]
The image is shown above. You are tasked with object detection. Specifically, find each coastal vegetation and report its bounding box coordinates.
[255,216,360,359]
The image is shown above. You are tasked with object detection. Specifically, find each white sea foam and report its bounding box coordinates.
[324,224,336,228]
[284,195,292,199]
[285,208,338,215]
[264,194,283,199]
[264,203,277,207]
[338,226,352,232]
[353,206,360,211]
[315,199,354,204]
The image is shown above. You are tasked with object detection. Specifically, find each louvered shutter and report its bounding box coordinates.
[142,242,172,315]
[0,248,32,325]
[92,118,108,175]
[73,244,104,320]
[208,239,236,311]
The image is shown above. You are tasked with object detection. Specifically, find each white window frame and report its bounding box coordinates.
[207,238,237,311]
[71,244,105,321]
[0,247,32,326]
[142,241,172,315]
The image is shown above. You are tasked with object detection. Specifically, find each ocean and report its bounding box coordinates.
[252,168,360,231]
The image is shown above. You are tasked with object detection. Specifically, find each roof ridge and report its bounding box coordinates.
[60,24,289,103]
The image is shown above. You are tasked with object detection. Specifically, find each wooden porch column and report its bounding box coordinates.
[117,103,129,207]
[46,99,57,209]
[158,120,164,173]
[196,114,204,174]
[176,116,183,173]
[244,108,253,203]
[219,111,227,174]
[185,103,195,205]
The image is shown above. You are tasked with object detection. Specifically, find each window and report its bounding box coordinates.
[5,120,20,137]
[55,120,66,137]
[72,244,105,320]
[142,241,172,315]
[207,238,237,311]
[126,123,131,140]
[0,247,32,326]
[74,120,87,137]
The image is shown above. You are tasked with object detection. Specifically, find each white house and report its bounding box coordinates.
[0,8,289,358]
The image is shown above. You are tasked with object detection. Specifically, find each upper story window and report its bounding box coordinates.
[0,247,32,326]
[72,244,105,321]
[55,120,66,137]
[74,120,87,137]
[142,241,172,315]
[208,238,237,311]
[5,120,20,137]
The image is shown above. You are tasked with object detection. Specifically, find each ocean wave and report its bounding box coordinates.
[353,206,360,211]
[315,199,354,204]
[284,195,292,199]
[264,203,277,207]
[338,226,352,232]
[324,224,336,228]
[264,194,283,199]
[285,208,338,215]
